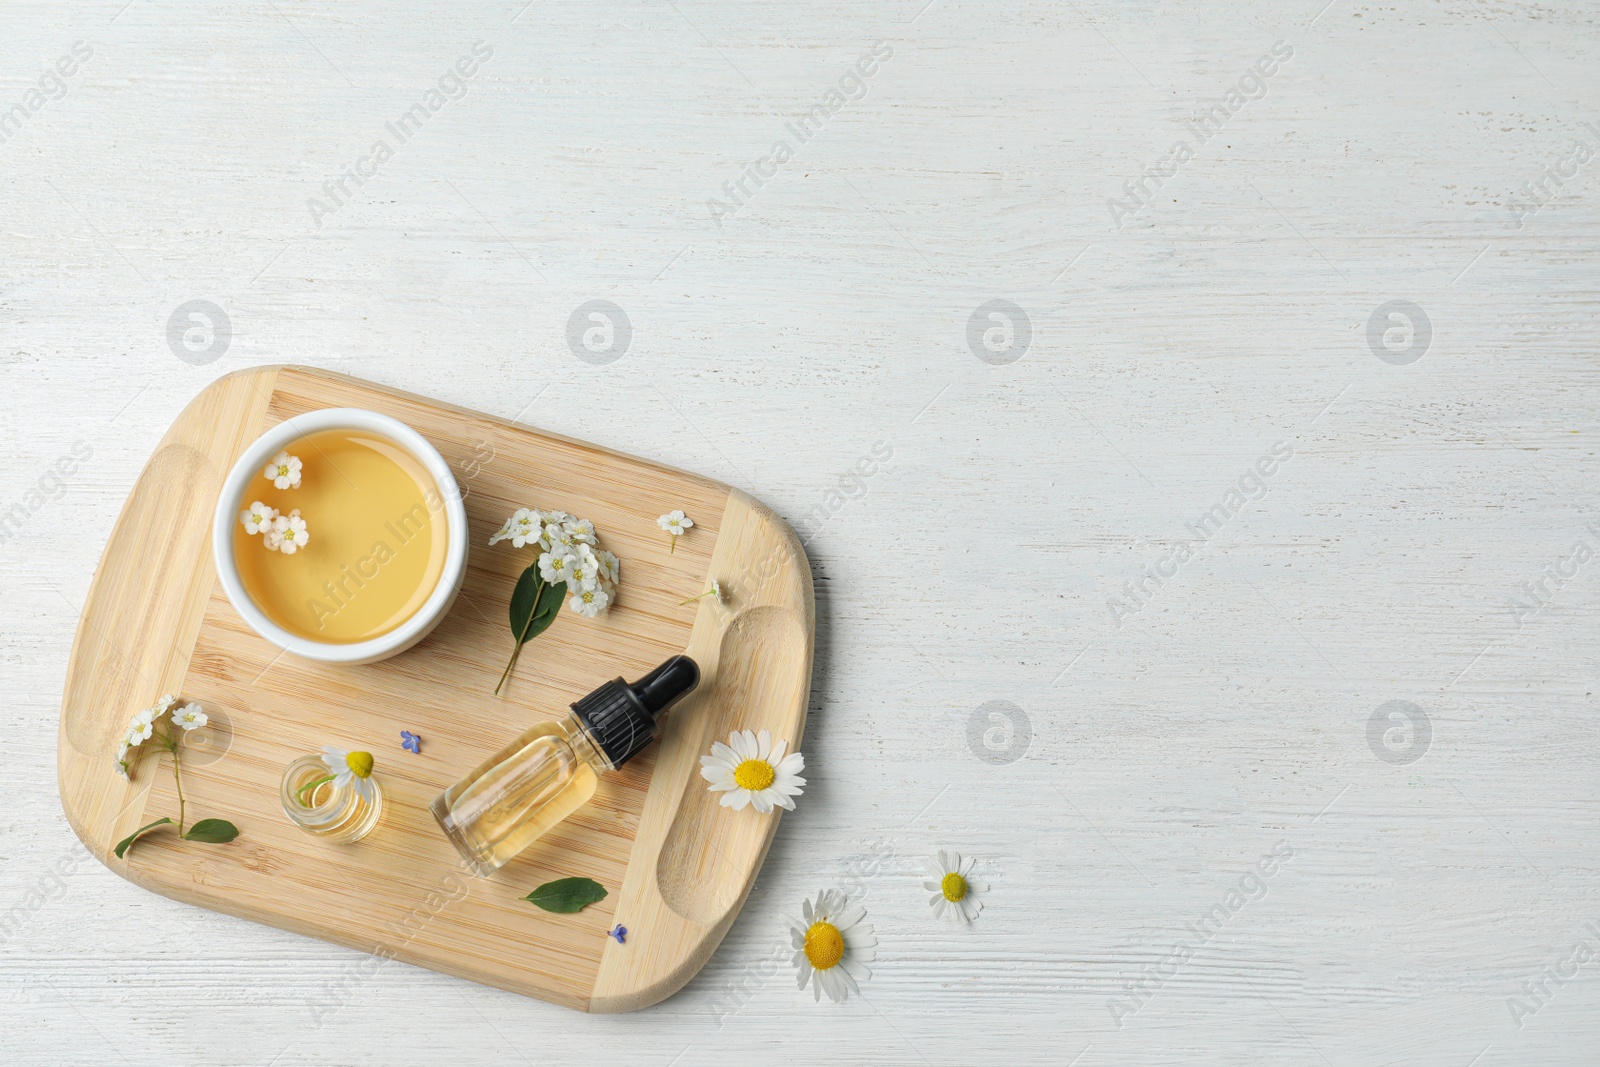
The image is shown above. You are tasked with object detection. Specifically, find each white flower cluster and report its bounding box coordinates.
[490,508,619,618]
[116,694,207,777]
[238,502,310,554]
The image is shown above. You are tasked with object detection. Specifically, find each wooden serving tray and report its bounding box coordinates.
[56,366,813,1013]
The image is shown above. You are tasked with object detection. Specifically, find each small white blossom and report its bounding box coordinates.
[538,549,576,585]
[566,545,601,591]
[126,716,153,747]
[239,501,278,535]
[489,508,542,548]
[170,702,208,731]
[597,550,620,584]
[265,451,303,490]
[559,518,597,547]
[658,510,693,536]
[273,510,309,554]
[569,585,611,617]
[115,741,130,777]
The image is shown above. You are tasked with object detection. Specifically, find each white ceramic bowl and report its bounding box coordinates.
[211,407,468,665]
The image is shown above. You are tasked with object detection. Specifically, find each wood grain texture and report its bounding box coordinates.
[4,0,1600,1063]
[55,366,812,1012]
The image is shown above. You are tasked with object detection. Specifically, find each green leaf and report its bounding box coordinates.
[114,817,172,859]
[508,566,565,648]
[522,877,608,914]
[182,819,239,844]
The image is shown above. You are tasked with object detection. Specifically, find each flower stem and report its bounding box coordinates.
[167,732,187,837]
[494,576,545,696]
[296,774,336,803]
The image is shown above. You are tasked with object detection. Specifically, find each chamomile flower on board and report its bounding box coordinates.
[170,702,208,731]
[700,729,805,813]
[319,746,377,803]
[597,549,620,584]
[926,850,986,923]
[239,501,278,535]
[273,510,309,554]
[114,741,130,777]
[265,451,302,490]
[788,890,876,1003]
[657,510,692,551]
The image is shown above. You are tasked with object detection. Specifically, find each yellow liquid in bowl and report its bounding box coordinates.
[232,429,449,644]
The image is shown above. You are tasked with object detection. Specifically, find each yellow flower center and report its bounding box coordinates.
[345,751,374,778]
[941,872,968,902]
[733,758,775,791]
[803,921,844,970]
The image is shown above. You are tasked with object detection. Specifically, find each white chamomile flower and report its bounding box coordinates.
[239,501,278,535]
[597,549,620,584]
[700,729,805,813]
[538,549,576,584]
[153,694,177,715]
[115,741,130,777]
[273,510,309,554]
[170,702,208,731]
[318,746,376,804]
[265,451,302,490]
[926,850,986,923]
[788,890,875,1004]
[569,585,611,618]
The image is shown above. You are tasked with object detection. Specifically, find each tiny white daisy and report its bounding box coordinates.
[700,729,805,813]
[925,850,986,923]
[170,702,208,732]
[787,890,876,1003]
[239,501,278,535]
[114,740,130,777]
[273,510,309,554]
[315,746,377,804]
[597,549,620,584]
[569,585,611,617]
[265,451,303,490]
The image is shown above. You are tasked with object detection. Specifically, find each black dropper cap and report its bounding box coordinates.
[570,655,700,768]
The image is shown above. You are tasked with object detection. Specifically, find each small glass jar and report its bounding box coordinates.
[280,754,383,843]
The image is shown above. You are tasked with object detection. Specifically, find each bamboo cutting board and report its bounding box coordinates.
[55,366,813,1013]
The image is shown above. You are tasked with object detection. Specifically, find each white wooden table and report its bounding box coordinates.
[4,1,1597,1063]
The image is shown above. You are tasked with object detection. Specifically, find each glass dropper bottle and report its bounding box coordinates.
[431,655,700,877]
